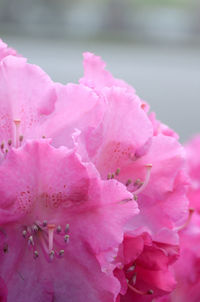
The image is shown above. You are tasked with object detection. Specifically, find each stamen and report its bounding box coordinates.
[115,168,120,176]
[49,250,55,260]
[8,139,12,147]
[42,220,47,227]
[134,179,142,186]
[28,235,34,246]
[32,225,39,233]
[22,230,27,238]
[14,119,21,148]
[19,135,23,147]
[127,283,154,296]
[59,249,64,256]
[126,179,132,186]
[56,225,62,234]
[127,265,135,272]
[175,208,194,232]
[34,250,39,259]
[64,234,69,243]
[0,142,4,150]
[65,224,69,234]
[111,173,115,179]
[132,164,152,196]
[107,173,111,180]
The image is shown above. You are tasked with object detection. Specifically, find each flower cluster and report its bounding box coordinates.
[0,39,196,302]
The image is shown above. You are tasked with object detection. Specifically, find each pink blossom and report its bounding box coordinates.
[0,41,189,301]
[0,140,138,301]
[0,43,140,301]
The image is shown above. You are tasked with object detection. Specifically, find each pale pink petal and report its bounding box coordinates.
[0,56,56,149]
[80,87,153,179]
[41,83,104,148]
[80,52,135,94]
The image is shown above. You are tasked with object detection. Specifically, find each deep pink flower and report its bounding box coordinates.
[115,232,179,302]
[0,140,138,301]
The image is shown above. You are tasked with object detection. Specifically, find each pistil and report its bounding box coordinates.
[133,164,152,197]
[47,224,56,252]
[14,119,21,148]
[127,282,154,296]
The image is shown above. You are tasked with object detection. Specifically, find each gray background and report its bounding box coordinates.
[1,0,200,142]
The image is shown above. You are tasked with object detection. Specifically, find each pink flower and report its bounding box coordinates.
[0,39,19,61]
[0,41,189,301]
[0,140,138,301]
[0,42,140,301]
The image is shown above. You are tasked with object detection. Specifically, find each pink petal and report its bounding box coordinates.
[80,52,135,94]
[81,86,153,179]
[41,83,104,148]
[0,56,56,148]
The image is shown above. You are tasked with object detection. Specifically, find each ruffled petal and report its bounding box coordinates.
[80,52,135,94]
[0,56,56,148]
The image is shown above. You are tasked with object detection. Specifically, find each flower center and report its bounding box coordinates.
[126,264,154,296]
[22,220,70,262]
[107,164,152,199]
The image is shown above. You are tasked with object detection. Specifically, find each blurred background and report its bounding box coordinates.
[0,0,199,142]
